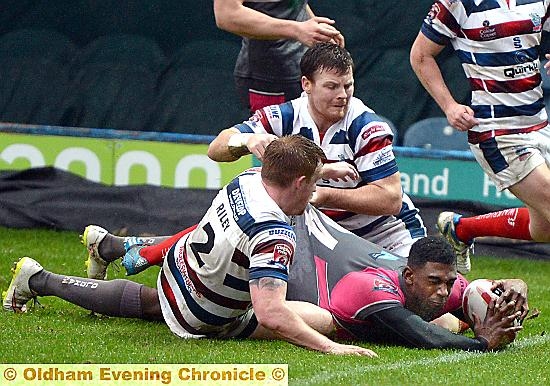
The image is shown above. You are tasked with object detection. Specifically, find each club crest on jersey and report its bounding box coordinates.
[272,243,293,267]
[372,279,399,295]
[530,13,542,32]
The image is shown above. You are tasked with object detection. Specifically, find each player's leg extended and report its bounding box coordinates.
[82,225,197,278]
[508,163,550,242]
[122,225,198,275]
[3,256,163,320]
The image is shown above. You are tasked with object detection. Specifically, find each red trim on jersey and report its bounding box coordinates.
[355,135,392,158]
[256,108,274,134]
[469,74,540,93]
[462,19,534,42]
[468,121,548,144]
[434,3,461,36]
[320,208,353,222]
[160,271,202,335]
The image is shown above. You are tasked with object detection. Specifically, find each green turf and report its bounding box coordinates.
[1,226,549,385]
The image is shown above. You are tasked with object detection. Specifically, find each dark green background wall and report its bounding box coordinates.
[0,0,471,142]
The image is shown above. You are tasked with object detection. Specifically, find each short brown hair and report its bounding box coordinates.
[300,42,354,80]
[261,135,325,188]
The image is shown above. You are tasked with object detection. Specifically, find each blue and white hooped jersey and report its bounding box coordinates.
[234,95,426,247]
[158,169,296,337]
[422,0,550,133]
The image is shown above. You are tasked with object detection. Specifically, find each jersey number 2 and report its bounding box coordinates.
[189,223,215,268]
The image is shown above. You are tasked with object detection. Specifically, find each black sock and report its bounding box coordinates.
[29,270,146,318]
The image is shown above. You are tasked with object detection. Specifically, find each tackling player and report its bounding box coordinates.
[209,42,427,257]
[2,136,376,357]
[81,209,528,351]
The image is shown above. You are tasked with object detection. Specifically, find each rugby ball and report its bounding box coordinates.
[462,279,501,324]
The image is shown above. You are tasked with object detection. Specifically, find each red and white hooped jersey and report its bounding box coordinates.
[421,0,550,133]
[158,169,296,338]
[234,95,426,254]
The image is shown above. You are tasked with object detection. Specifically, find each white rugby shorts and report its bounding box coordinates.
[469,126,550,191]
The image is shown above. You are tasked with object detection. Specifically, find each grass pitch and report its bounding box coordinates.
[1,226,549,385]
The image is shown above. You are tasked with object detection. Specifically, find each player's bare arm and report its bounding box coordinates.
[214,0,342,46]
[410,32,478,131]
[249,277,377,357]
[310,173,402,216]
[305,5,344,47]
[207,128,277,161]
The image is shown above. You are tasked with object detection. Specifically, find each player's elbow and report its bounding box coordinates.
[255,309,286,333]
[213,6,236,32]
[384,191,403,215]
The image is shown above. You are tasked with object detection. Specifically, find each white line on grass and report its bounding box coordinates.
[295,335,550,386]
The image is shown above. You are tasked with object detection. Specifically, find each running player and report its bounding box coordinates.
[410,0,550,274]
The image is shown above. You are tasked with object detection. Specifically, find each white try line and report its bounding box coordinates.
[295,334,550,386]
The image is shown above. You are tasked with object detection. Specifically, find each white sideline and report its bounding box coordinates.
[295,334,550,386]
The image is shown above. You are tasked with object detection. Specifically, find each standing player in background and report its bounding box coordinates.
[213,0,344,112]
[410,0,550,273]
[208,42,426,257]
[3,136,376,357]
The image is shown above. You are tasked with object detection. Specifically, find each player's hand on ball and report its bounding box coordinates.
[473,298,523,350]
[492,279,529,322]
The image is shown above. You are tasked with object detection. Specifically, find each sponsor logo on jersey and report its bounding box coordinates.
[176,245,200,297]
[272,243,293,266]
[531,13,542,32]
[229,187,247,221]
[267,105,280,120]
[372,147,394,167]
[503,62,538,78]
[372,279,399,295]
[480,20,497,40]
[361,124,386,140]
[268,228,296,242]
